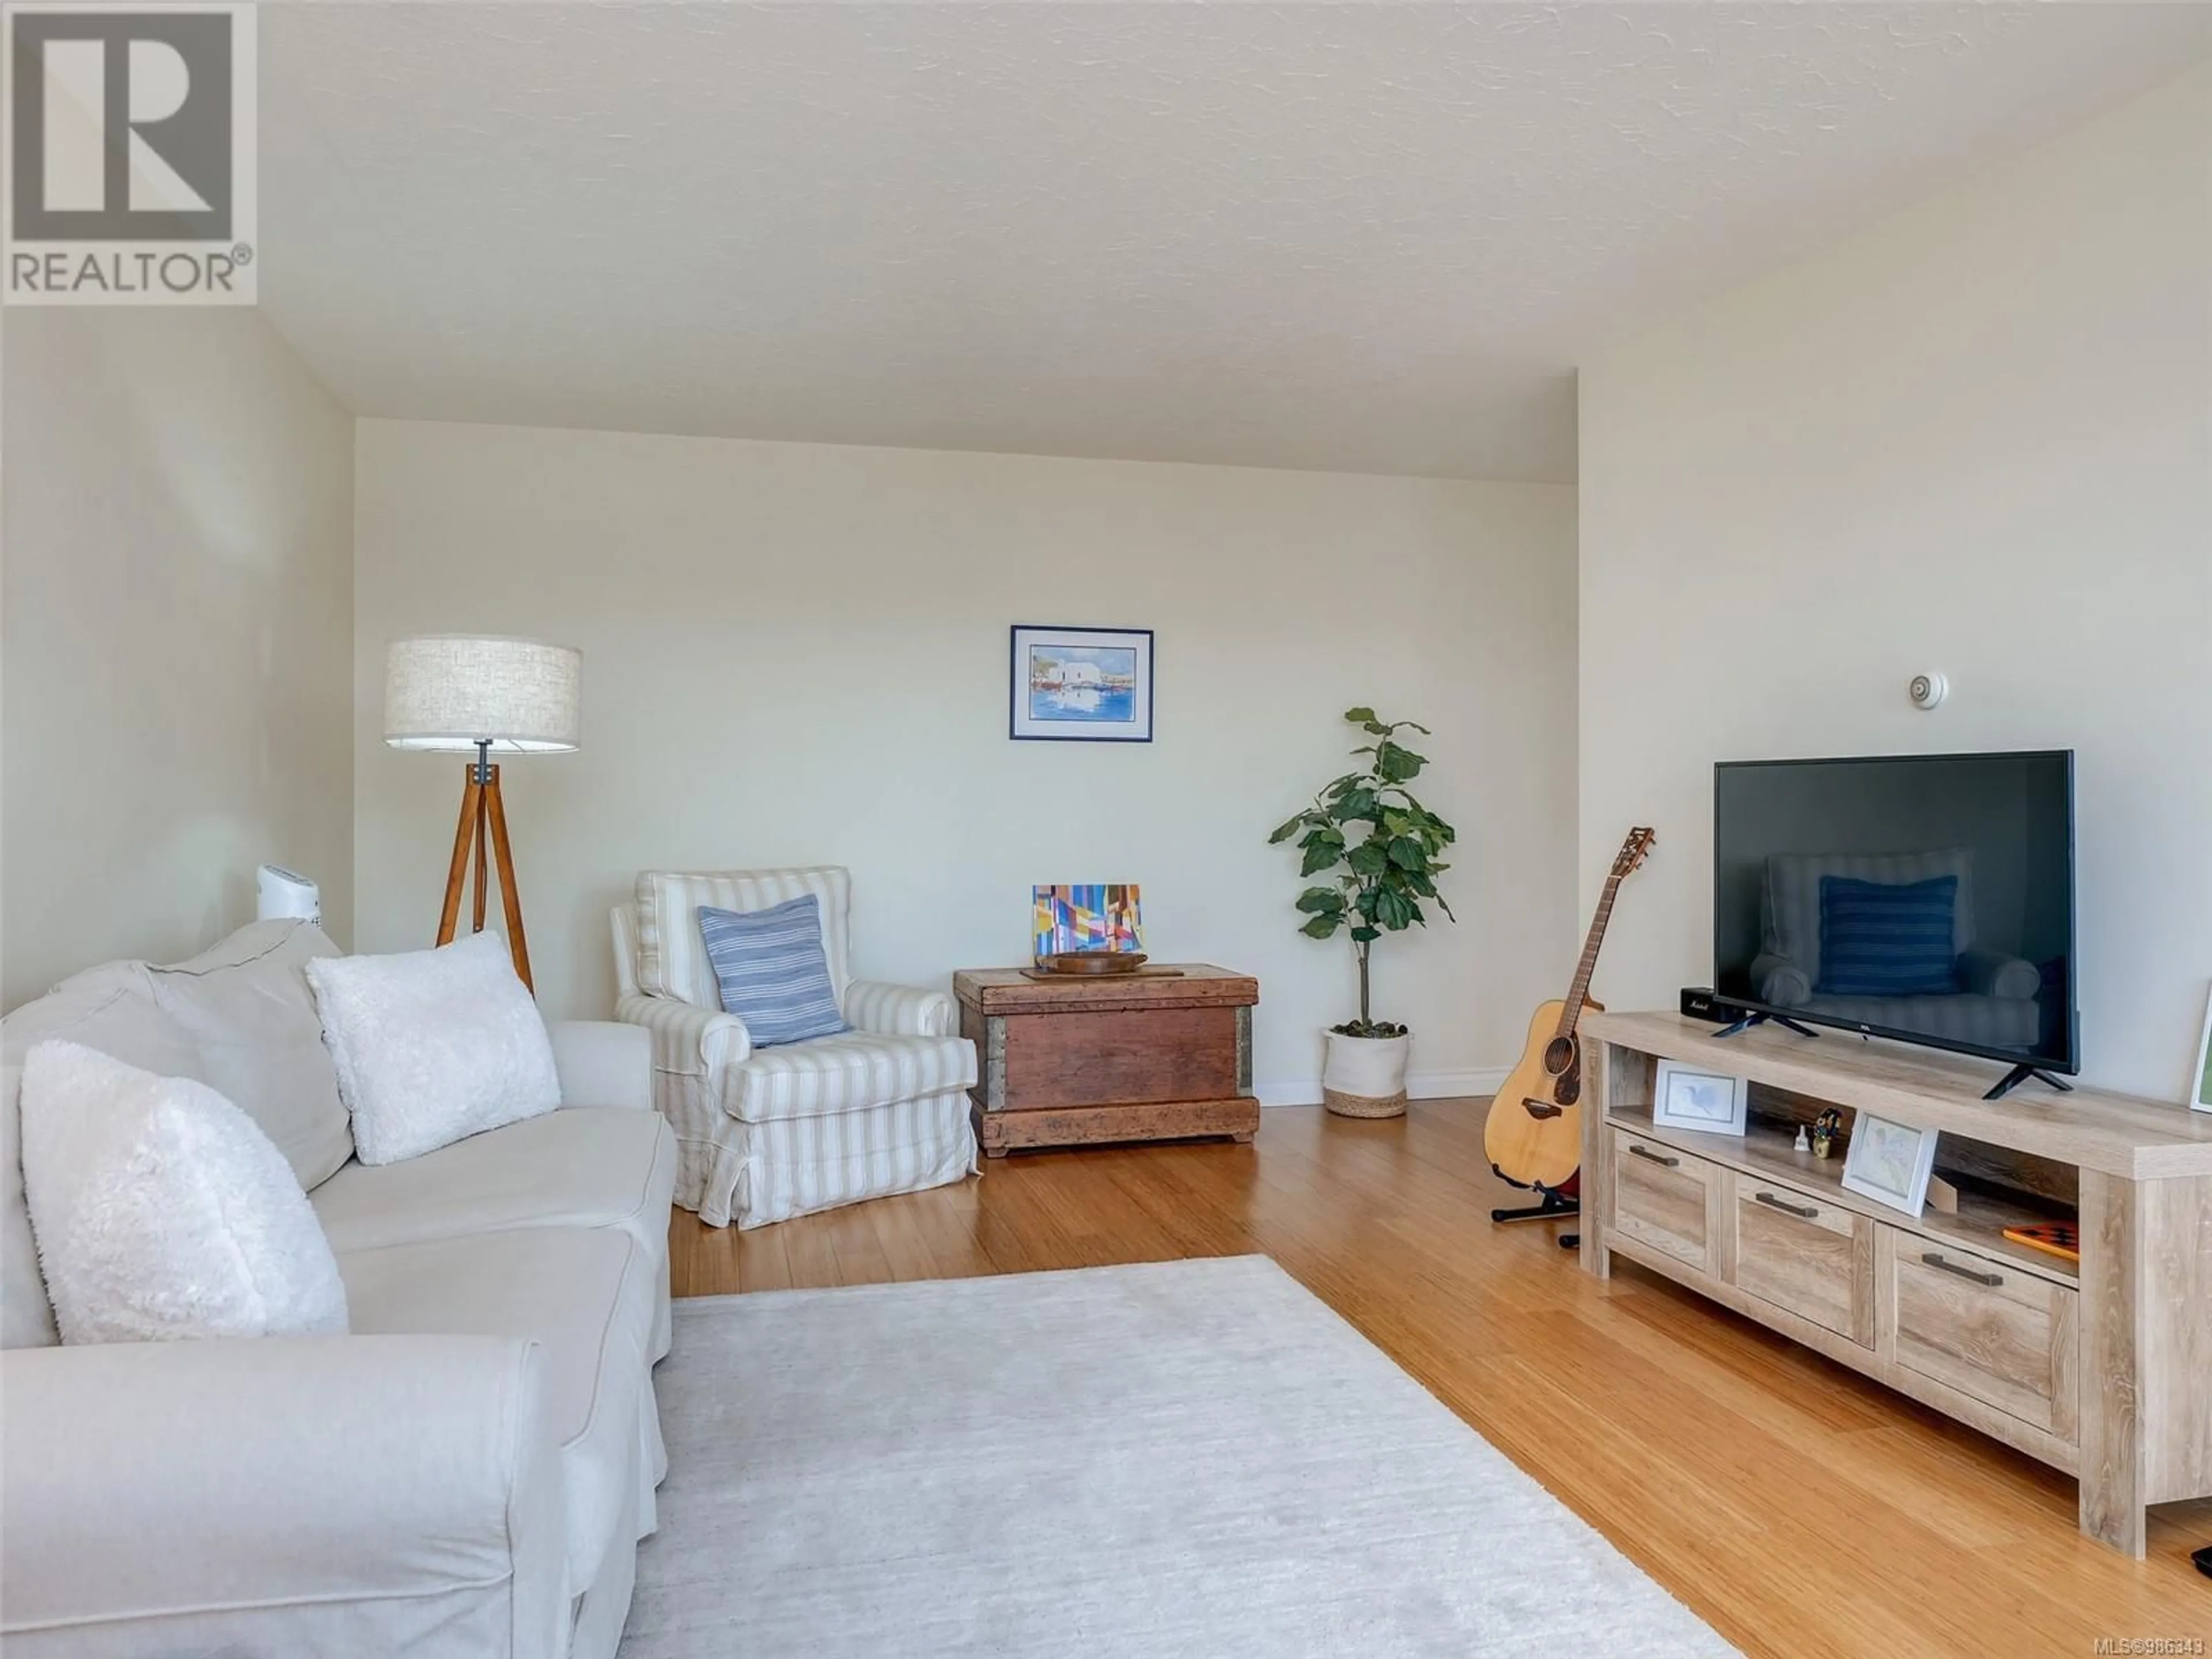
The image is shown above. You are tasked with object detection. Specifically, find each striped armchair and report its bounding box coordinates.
[612,866,978,1229]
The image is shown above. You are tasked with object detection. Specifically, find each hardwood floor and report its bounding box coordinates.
[667,1100,2212,1658]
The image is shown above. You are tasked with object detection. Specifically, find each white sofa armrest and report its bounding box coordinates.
[845,979,957,1037]
[616,991,751,1075]
[549,1018,652,1110]
[1,1334,567,1657]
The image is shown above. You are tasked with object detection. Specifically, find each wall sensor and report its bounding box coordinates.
[1908,672,1948,710]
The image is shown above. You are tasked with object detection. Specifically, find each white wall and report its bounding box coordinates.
[2,310,355,1008]
[1579,62,2211,1099]
[354,422,1578,1099]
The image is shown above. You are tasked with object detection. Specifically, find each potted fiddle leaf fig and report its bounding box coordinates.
[1268,707,1457,1118]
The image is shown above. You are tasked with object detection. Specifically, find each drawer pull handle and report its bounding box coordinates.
[1628,1144,1679,1168]
[1754,1191,1818,1219]
[1922,1252,2002,1287]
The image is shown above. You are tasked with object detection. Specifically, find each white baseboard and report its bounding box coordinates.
[1255,1067,1509,1108]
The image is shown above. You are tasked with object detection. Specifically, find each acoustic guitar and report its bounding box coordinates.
[1484,826,1657,1193]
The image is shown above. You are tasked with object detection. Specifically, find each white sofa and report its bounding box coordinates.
[0,921,677,1659]
[613,865,978,1229]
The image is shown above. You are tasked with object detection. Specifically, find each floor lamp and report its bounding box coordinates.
[384,635,581,993]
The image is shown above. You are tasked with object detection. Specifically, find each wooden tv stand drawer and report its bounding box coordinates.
[1611,1129,1719,1273]
[1884,1230,2078,1440]
[1734,1180,1872,1346]
[1607,1134,1877,1345]
[1581,1009,2212,1559]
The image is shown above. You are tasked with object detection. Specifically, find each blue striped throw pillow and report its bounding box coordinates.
[696,895,850,1047]
[1815,874,1960,998]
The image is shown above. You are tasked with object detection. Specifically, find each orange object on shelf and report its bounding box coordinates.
[2001,1221,2080,1263]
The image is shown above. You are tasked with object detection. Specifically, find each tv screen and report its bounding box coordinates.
[1713,751,2076,1077]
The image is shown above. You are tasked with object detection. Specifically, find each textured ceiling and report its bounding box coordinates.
[259,3,2212,483]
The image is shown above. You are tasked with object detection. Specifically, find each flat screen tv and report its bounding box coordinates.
[1713,751,2077,1096]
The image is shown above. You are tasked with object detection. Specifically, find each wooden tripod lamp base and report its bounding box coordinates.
[435,756,535,993]
[384,634,581,998]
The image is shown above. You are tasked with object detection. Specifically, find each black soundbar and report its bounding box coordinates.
[1679,986,1746,1025]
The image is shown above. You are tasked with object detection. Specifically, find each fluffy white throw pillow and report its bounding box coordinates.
[19,1040,350,1344]
[305,930,562,1166]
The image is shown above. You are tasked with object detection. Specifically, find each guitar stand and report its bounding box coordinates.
[1491,1188,1578,1225]
[1491,1173,1581,1249]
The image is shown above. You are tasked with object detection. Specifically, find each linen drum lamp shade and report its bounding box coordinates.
[384,636,581,753]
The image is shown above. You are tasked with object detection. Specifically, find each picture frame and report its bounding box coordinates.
[1009,624,1154,743]
[2193,987,2212,1115]
[1840,1111,1941,1217]
[1650,1060,1748,1137]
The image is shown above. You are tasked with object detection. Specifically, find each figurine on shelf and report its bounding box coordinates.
[1811,1108,1843,1160]
[1793,1125,1812,1154]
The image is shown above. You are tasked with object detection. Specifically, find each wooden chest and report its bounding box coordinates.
[953,965,1260,1156]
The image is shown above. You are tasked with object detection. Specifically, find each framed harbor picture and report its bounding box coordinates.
[1009,625,1153,743]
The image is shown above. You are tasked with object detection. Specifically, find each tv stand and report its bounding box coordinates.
[1713,1009,1821,1041]
[1582,1010,2212,1558]
[1984,1063,2075,1102]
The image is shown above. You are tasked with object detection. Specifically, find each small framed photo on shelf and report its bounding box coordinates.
[1651,1060,1748,1137]
[1009,624,1153,743]
[2192,988,2212,1114]
[1840,1111,1941,1217]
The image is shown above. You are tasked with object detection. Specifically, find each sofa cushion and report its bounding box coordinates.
[634,867,851,1012]
[148,921,353,1190]
[1764,848,1976,991]
[730,1030,976,1123]
[1,963,202,1351]
[338,1226,657,1593]
[307,932,562,1165]
[313,1107,675,1261]
[1815,874,1961,997]
[698,895,850,1047]
[20,1041,349,1344]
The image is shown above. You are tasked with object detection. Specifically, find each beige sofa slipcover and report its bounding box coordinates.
[0,921,677,1659]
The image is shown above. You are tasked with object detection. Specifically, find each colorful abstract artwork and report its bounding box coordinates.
[1032,884,1144,960]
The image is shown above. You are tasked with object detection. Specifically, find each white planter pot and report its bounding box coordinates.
[1321,1029,1411,1119]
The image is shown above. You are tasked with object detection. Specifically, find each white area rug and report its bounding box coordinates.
[622,1255,1733,1657]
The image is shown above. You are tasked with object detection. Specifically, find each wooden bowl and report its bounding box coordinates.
[1040,952,1149,976]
